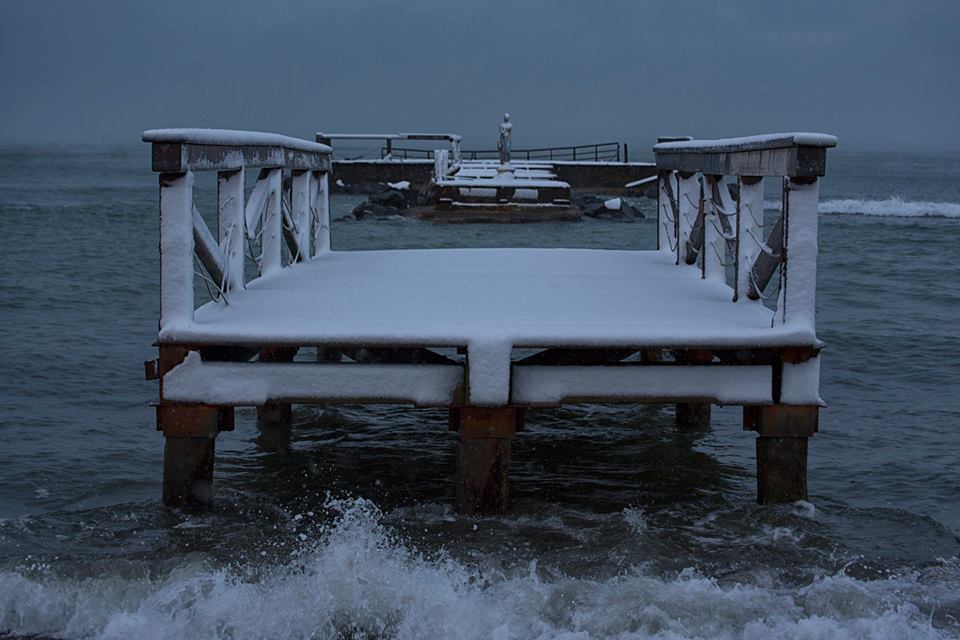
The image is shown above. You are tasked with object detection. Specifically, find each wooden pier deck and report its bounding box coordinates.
[143,128,836,514]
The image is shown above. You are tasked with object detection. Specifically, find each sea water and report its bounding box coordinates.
[0,148,958,639]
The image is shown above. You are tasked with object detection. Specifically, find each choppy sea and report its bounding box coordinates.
[0,148,958,639]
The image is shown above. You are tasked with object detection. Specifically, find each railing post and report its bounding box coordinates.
[777,177,820,330]
[159,171,195,330]
[291,170,312,261]
[312,171,331,256]
[702,176,723,280]
[260,168,283,276]
[217,169,245,291]
[434,149,449,182]
[657,170,678,255]
[451,139,461,165]
[736,177,763,302]
[677,173,699,267]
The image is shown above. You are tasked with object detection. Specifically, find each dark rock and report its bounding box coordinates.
[351,202,408,220]
[349,184,435,220]
[580,196,645,221]
[371,188,410,209]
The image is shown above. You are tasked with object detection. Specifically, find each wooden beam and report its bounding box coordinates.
[151,142,330,173]
[654,134,836,178]
[451,407,520,514]
[748,213,784,300]
[192,205,225,288]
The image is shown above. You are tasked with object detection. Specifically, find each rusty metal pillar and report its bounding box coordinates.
[450,407,523,515]
[744,405,818,504]
[675,350,714,429]
[256,347,298,453]
[158,404,234,509]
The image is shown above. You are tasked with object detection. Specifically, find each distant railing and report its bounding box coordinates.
[383,141,625,163]
[653,133,837,332]
[318,132,462,164]
[143,129,332,333]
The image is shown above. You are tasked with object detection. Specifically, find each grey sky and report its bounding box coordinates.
[2,0,958,152]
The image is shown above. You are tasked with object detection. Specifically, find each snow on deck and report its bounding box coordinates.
[163,249,817,404]
[171,248,819,349]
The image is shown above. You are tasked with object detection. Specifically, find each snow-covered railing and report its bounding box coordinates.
[316,132,462,165]
[654,133,837,332]
[143,128,332,333]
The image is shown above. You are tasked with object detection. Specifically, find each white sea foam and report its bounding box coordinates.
[765,197,960,218]
[0,498,956,639]
[820,197,960,218]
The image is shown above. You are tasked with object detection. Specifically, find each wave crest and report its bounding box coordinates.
[819,197,960,218]
[1,497,957,639]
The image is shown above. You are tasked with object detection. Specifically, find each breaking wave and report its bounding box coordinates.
[1,498,957,640]
[819,197,960,218]
[763,197,960,218]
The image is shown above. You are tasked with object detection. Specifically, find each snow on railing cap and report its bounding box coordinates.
[653,133,838,153]
[143,128,332,154]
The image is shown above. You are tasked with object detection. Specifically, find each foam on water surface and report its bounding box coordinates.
[1,498,958,640]
[763,197,960,218]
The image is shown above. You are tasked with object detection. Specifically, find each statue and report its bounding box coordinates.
[498,113,513,166]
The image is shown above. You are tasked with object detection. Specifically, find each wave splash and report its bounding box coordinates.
[1,497,956,639]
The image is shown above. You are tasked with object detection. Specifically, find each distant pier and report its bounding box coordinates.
[319,132,657,197]
[143,127,836,514]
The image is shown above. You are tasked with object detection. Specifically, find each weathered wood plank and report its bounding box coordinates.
[192,205,225,289]
[151,142,331,173]
[654,134,836,178]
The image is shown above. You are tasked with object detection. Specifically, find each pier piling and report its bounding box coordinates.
[255,347,298,453]
[745,405,818,503]
[675,403,712,430]
[158,404,232,508]
[452,407,522,514]
[674,350,714,430]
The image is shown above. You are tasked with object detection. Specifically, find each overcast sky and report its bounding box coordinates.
[2,0,958,152]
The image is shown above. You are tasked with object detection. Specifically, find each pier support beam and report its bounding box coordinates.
[450,407,522,515]
[158,404,233,509]
[744,405,818,504]
[255,347,298,453]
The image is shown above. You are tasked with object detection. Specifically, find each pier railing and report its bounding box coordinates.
[385,141,625,163]
[317,132,462,164]
[653,133,837,333]
[143,129,332,333]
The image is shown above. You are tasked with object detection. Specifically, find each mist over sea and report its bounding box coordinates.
[0,148,958,639]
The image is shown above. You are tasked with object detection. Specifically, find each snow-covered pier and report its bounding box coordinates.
[143,128,836,514]
[322,131,656,196]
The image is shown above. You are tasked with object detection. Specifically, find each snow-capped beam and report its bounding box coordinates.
[144,128,331,172]
[653,133,837,178]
